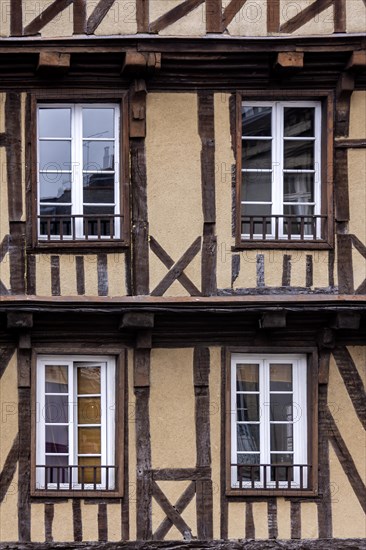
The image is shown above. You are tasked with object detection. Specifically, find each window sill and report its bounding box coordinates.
[226,488,318,498]
[28,240,129,253]
[233,240,333,250]
[31,489,122,498]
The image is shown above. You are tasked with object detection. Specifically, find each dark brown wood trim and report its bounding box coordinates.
[149,0,205,34]
[1,539,366,549]
[0,345,16,380]
[337,234,354,294]
[131,137,149,296]
[0,133,7,146]
[86,0,115,34]
[245,501,255,539]
[220,347,229,539]
[150,236,201,297]
[327,408,366,513]
[256,254,265,288]
[24,0,73,35]
[267,0,280,32]
[290,501,301,539]
[153,482,196,541]
[98,503,108,541]
[152,481,192,539]
[335,148,349,222]
[334,0,347,33]
[267,498,278,539]
[335,72,354,139]
[282,255,291,287]
[137,0,149,33]
[152,468,210,481]
[206,0,222,33]
[26,254,36,295]
[306,255,313,288]
[202,224,217,297]
[335,139,366,149]
[151,237,201,297]
[9,222,26,295]
[198,92,216,224]
[317,384,332,539]
[73,0,87,34]
[10,0,22,36]
[223,0,248,29]
[0,434,19,503]
[51,256,61,296]
[332,347,366,430]
[97,253,109,297]
[18,386,31,541]
[45,504,54,543]
[134,349,152,540]
[76,256,85,296]
[72,499,83,542]
[280,0,333,34]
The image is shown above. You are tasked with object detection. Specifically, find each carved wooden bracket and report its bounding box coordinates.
[129,79,147,138]
[274,52,304,71]
[346,50,366,71]
[122,51,161,75]
[37,51,71,73]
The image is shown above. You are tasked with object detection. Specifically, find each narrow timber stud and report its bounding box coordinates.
[260,311,287,329]
[245,502,255,538]
[318,350,330,385]
[336,72,354,138]
[18,384,31,541]
[45,504,54,543]
[193,347,213,539]
[274,52,304,71]
[267,0,280,32]
[317,328,335,350]
[134,348,152,539]
[122,52,161,75]
[136,330,152,350]
[290,501,301,539]
[73,0,87,34]
[317,383,332,538]
[10,0,23,36]
[121,312,154,329]
[7,312,33,329]
[334,0,346,33]
[137,0,149,33]
[268,498,278,539]
[72,499,82,542]
[206,0,222,33]
[337,234,354,294]
[37,51,71,73]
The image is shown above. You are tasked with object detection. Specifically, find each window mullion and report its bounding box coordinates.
[73,105,83,237]
[231,360,238,487]
[69,362,75,486]
[259,359,268,484]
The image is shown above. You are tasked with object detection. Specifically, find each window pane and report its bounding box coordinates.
[237,424,260,452]
[77,366,101,394]
[78,397,101,424]
[78,456,101,484]
[243,139,272,169]
[78,427,101,454]
[39,109,71,138]
[45,365,68,393]
[39,206,72,237]
[270,364,292,391]
[242,106,272,137]
[284,174,314,203]
[46,425,69,453]
[270,424,293,452]
[237,454,260,482]
[271,454,294,482]
[270,394,293,421]
[45,455,69,484]
[83,174,114,204]
[284,140,314,170]
[242,172,272,202]
[40,173,71,203]
[39,141,71,171]
[83,108,114,139]
[237,364,259,391]
[83,142,115,171]
[45,395,69,423]
[241,204,272,235]
[284,108,315,137]
[237,394,259,421]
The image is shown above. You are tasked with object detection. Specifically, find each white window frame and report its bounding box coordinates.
[36,355,116,491]
[230,353,308,490]
[37,103,120,241]
[241,100,322,241]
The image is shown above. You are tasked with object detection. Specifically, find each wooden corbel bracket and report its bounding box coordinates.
[122,51,162,75]
[345,50,366,72]
[37,51,71,74]
[273,52,304,72]
[129,79,147,138]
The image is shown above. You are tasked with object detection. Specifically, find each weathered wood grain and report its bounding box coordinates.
[267,498,278,539]
[282,255,291,287]
[51,256,60,296]
[137,0,149,33]
[26,254,36,295]
[153,482,196,541]
[72,499,83,542]
[24,0,73,35]
[76,256,85,295]
[0,434,19,503]
[152,481,192,540]
[290,501,301,539]
[334,0,347,33]
[152,468,210,481]
[267,0,280,32]
[317,384,332,539]
[0,346,16,380]
[10,0,22,36]
[86,0,117,34]
[149,0,205,34]
[45,504,54,543]
[245,502,255,539]
[223,0,248,29]
[337,234,354,294]
[280,0,333,34]
[18,387,31,541]
[206,0,222,33]
[73,0,87,34]
[220,348,228,539]
[98,503,108,541]
[306,255,313,288]
[97,254,109,297]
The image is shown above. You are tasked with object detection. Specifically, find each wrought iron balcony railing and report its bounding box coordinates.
[233,463,311,490]
[241,214,327,241]
[38,214,123,241]
[35,464,117,491]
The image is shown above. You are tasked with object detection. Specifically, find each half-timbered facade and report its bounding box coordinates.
[0,1,365,548]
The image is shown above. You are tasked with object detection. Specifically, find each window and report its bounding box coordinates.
[34,355,120,495]
[35,100,128,245]
[236,95,333,248]
[228,353,316,495]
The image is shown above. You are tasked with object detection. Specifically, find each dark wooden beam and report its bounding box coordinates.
[337,234,354,294]
[129,79,147,138]
[152,468,210,481]
[346,50,366,71]
[10,0,23,36]
[137,0,149,33]
[51,256,61,296]
[280,0,333,34]
[335,139,366,149]
[317,384,332,538]
[86,0,117,34]
[37,51,71,73]
[267,0,280,32]
[206,0,222,33]
[152,481,192,540]
[260,311,287,329]
[24,0,73,35]
[334,0,346,33]
[331,312,361,330]
[153,482,195,541]
[121,312,154,329]
[0,434,19,503]
[73,0,87,34]
[122,51,161,75]
[149,0,205,34]
[7,312,33,329]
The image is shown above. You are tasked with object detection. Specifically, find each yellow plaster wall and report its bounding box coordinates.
[349,92,366,140]
[280,1,334,35]
[226,0,267,36]
[31,504,45,542]
[0,3,10,37]
[147,94,202,296]
[150,348,196,469]
[330,445,366,538]
[328,354,366,484]
[252,501,268,538]
[277,499,291,539]
[347,347,366,388]
[84,255,99,295]
[214,93,235,290]
[300,502,318,538]
[232,250,257,289]
[91,0,137,36]
[23,1,73,37]
[52,501,74,541]
[106,503,121,541]
[347,0,366,33]
[0,351,17,471]
[108,253,127,296]
[348,150,366,240]
[59,255,78,296]
[81,501,99,541]
[150,1,205,36]
[209,347,221,539]
[227,502,245,538]
[0,466,19,541]
[35,255,52,296]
